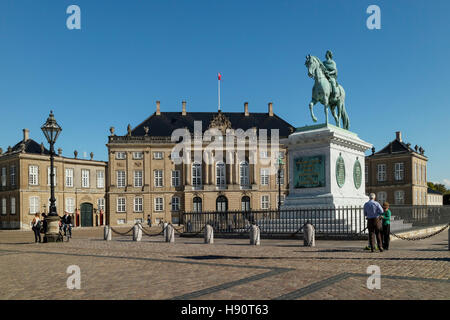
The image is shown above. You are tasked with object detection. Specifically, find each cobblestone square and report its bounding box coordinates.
[0,227,448,300]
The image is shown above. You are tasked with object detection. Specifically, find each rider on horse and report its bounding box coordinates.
[322,50,340,100]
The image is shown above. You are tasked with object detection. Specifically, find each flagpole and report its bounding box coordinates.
[218,75,221,112]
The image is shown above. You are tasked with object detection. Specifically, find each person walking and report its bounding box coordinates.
[364,193,384,252]
[381,202,392,250]
[31,213,42,243]
[147,215,152,228]
[62,212,72,238]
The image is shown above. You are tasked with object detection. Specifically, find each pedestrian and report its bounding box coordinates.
[31,213,42,243]
[381,201,391,250]
[62,211,72,238]
[41,213,48,233]
[147,215,152,227]
[363,193,384,252]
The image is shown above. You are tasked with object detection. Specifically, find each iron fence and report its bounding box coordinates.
[182,207,367,238]
[181,205,450,238]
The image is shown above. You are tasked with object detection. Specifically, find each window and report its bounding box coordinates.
[277,194,286,207]
[261,195,270,209]
[97,171,105,188]
[171,170,180,187]
[134,170,143,187]
[377,164,386,182]
[216,162,226,187]
[365,165,369,184]
[97,198,105,212]
[133,152,143,159]
[153,152,163,160]
[276,169,284,185]
[414,163,418,183]
[117,198,126,213]
[261,168,269,186]
[377,192,387,205]
[276,151,285,159]
[171,196,180,211]
[241,196,251,211]
[260,150,269,159]
[154,170,163,187]
[117,171,126,188]
[117,219,126,225]
[10,197,16,215]
[1,198,6,214]
[10,165,16,187]
[65,169,74,187]
[29,196,40,214]
[193,197,202,213]
[394,163,404,181]
[415,190,419,204]
[240,162,249,187]
[134,197,143,212]
[116,152,126,160]
[1,167,6,187]
[81,170,90,188]
[216,196,228,212]
[47,167,57,186]
[65,198,75,214]
[154,197,164,211]
[394,190,405,205]
[192,163,202,187]
[29,165,38,186]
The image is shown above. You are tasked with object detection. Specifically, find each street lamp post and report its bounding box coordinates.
[277,155,284,214]
[41,111,62,242]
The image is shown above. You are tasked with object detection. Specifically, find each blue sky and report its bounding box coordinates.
[0,0,449,186]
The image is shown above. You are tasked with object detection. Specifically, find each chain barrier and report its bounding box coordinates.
[390,223,449,241]
[109,224,136,236]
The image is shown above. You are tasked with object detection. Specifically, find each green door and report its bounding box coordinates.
[80,203,93,227]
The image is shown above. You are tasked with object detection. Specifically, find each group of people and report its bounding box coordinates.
[30,212,73,243]
[364,193,392,252]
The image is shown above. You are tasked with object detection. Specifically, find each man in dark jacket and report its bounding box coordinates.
[62,212,72,238]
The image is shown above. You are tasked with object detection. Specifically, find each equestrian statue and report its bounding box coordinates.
[305,50,349,130]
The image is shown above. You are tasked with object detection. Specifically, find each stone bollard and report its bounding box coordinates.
[165,224,175,243]
[303,223,315,247]
[250,225,260,245]
[204,224,214,244]
[133,224,142,242]
[104,226,112,241]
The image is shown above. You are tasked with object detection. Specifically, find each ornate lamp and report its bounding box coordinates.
[41,111,62,242]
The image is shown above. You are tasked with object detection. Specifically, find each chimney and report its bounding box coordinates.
[182,101,186,116]
[268,102,273,117]
[244,102,249,116]
[396,131,402,142]
[23,129,29,142]
[156,101,161,116]
[58,148,62,156]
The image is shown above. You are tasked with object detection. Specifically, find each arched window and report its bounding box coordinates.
[216,162,226,187]
[193,197,202,213]
[240,162,249,187]
[192,162,202,187]
[216,195,228,212]
[241,196,251,212]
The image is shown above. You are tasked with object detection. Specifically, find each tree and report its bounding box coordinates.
[427,182,448,195]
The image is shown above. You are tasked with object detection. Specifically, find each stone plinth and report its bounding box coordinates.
[282,124,372,212]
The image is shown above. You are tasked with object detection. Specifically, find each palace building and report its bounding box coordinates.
[365,131,428,205]
[0,129,107,230]
[106,101,295,226]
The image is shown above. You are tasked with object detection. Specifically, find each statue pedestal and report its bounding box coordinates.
[282,124,372,213]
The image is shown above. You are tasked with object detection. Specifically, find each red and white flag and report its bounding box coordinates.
[218,73,222,81]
